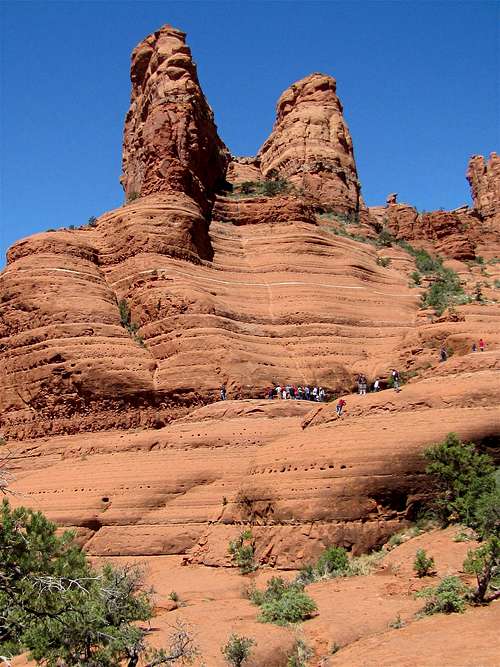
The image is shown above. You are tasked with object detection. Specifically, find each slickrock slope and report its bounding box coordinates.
[2,23,499,574]
[258,73,362,212]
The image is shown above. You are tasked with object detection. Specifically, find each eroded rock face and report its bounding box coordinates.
[258,73,361,212]
[467,153,500,230]
[121,25,230,211]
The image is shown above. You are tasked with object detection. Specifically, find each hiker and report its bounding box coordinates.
[289,385,296,399]
[304,385,311,400]
[360,375,367,395]
[275,384,282,399]
[267,386,274,399]
[440,347,448,362]
[220,385,227,401]
[391,369,401,392]
[282,386,287,400]
[319,387,326,402]
[336,398,346,417]
[479,338,485,352]
[373,378,380,392]
[472,342,477,352]
[297,386,303,400]
[312,386,319,401]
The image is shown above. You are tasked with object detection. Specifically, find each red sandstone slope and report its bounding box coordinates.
[2,22,500,667]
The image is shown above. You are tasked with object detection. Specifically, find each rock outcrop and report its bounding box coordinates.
[121,25,229,211]
[258,73,361,212]
[467,152,500,230]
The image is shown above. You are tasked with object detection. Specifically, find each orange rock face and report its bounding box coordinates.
[121,25,229,211]
[1,24,499,578]
[258,73,361,212]
[467,152,500,228]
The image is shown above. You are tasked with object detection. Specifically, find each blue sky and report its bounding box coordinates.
[1,0,498,264]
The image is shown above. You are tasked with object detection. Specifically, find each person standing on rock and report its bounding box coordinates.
[220,385,227,401]
[304,385,311,400]
[312,386,319,401]
[479,338,485,352]
[391,369,401,392]
[336,398,346,417]
[440,347,448,362]
[297,386,303,400]
[472,342,477,352]
[319,387,326,402]
[373,378,380,392]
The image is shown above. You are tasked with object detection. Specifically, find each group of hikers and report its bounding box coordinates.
[265,384,327,401]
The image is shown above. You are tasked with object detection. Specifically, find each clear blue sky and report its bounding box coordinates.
[1,0,498,264]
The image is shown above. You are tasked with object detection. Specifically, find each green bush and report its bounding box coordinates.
[416,575,469,615]
[410,270,422,285]
[376,229,394,247]
[88,216,97,227]
[316,546,350,576]
[0,499,197,666]
[473,489,500,539]
[424,433,496,529]
[221,633,255,666]
[413,548,435,577]
[261,178,290,196]
[250,577,317,625]
[463,535,500,603]
[127,191,140,202]
[239,181,256,195]
[422,269,467,315]
[377,256,391,267]
[287,639,313,667]
[228,529,256,574]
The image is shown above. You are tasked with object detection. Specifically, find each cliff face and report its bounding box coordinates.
[2,26,499,567]
[121,25,230,211]
[258,73,361,212]
[467,152,500,229]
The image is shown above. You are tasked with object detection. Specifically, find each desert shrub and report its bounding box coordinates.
[261,177,290,196]
[221,633,255,666]
[410,270,422,285]
[295,564,316,586]
[287,639,313,667]
[422,268,466,314]
[416,575,469,615]
[0,499,197,666]
[463,535,500,603]
[388,613,405,629]
[250,577,317,625]
[424,433,496,529]
[88,216,97,227]
[239,181,256,195]
[117,299,144,347]
[376,229,394,247]
[495,279,500,289]
[228,529,256,574]
[377,256,391,267]
[316,546,349,576]
[413,548,435,577]
[414,249,442,274]
[475,255,485,265]
[127,191,140,202]
[473,488,500,539]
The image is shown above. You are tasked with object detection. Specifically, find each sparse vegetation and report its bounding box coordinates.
[389,613,405,629]
[316,546,350,576]
[228,529,256,574]
[377,256,391,267]
[118,298,145,347]
[88,216,97,227]
[463,535,500,603]
[376,229,394,247]
[416,575,469,615]
[127,191,140,202]
[410,270,422,286]
[286,639,313,667]
[221,633,255,666]
[413,548,435,577]
[424,433,496,530]
[421,268,468,315]
[250,577,317,625]
[0,499,198,666]
[232,178,291,198]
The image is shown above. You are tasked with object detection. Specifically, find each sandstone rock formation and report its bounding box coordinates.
[258,73,361,212]
[121,25,229,211]
[467,152,500,229]
[1,24,499,576]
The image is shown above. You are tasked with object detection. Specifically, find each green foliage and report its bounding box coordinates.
[473,488,500,539]
[316,546,350,576]
[376,229,394,247]
[388,614,405,629]
[376,256,391,267]
[261,177,290,196]
[117,299,144,348]
[422,268,467,315]
[463,535,500,603]
[0,500,198,666]
[228,530,256,574]
[239,181,255,195]
[413,548,435,577]
[250,577,317,625]
[475,255,485,265]
[88,216,97,227]
[127,191,140,202]
[494,279,500,289]
[416,575,469,615]
[221,633,255,666]
[410,270,422,285]
[413,249,442,274]
[424,433,496,529]
[287,639,313,667]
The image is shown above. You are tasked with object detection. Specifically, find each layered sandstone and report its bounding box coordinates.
[258,73,361,212]
[121,25,229,210]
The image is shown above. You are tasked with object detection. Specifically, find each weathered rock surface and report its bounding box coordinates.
[467,152,500,229]
[258,73,361,212]
[121,25,229,211]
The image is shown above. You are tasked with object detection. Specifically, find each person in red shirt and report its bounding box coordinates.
[336,399,346,417]
[479,338,485,352]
